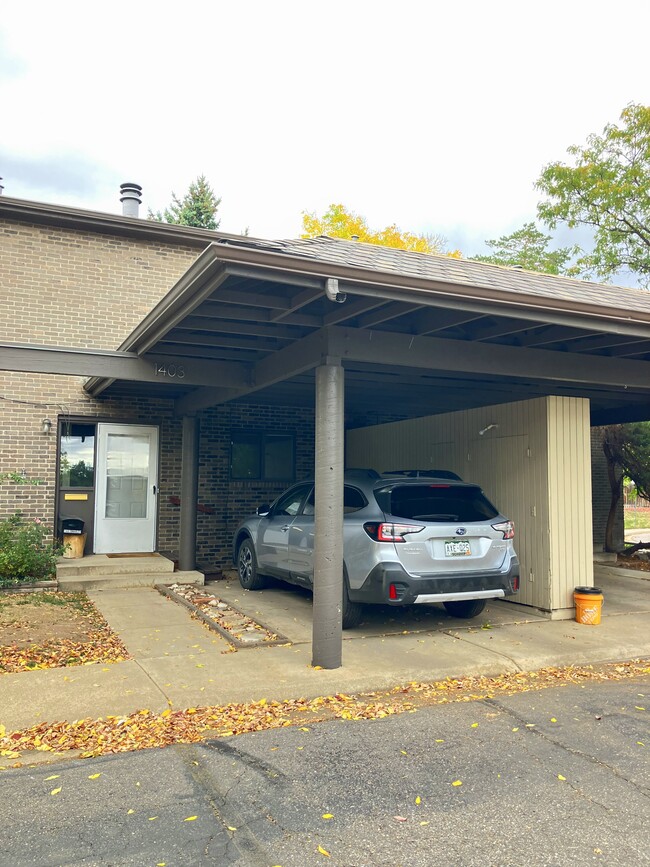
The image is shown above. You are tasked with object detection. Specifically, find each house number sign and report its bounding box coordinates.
[154,362,185,379]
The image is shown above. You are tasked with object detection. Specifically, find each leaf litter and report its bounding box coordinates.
[0,592,129,673]
[0,659,648,765]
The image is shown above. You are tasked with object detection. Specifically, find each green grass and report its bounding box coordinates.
[624,509,650,530]
[0,591,88,612]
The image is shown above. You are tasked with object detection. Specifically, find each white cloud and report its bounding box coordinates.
[1,0,648,264]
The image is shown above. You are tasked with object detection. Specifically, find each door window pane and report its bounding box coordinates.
[59,423,95,488]
[105,433,150,519]
[273,485,310,517]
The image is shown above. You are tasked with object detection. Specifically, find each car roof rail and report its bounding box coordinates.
[344,468,381,480]
[382,469,462,481]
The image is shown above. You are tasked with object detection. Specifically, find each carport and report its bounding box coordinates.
[7,235,650,668]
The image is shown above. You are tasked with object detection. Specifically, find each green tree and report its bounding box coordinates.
[600,423,650,552]
[472,222,579,275]
[148,175,221,230]
[536,103,650,287]
[302,203,461,257]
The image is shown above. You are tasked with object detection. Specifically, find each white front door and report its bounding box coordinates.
[94,424,159,554]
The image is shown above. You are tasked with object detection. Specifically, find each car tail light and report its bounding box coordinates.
[492,520,515,540]
[363,522,424,542]
[388,582,408,600]
[513,574,520,592]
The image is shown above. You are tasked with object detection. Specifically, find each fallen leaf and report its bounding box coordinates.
[435,739,444,743]
[227,826,237,832]
[512,727,519,732]
[50,787,62,795]
[400,750,408,755]
[317,845,331,857]
[44,774,60,781]
[415,796,421,805]
[558,774,566,781]
[127,809,135,814]
[393,816,407,822]
[88,773,101,780]
[471,723,479,728]
[550,718,557,723]
[452,780,462,787]
[184,816,198,822]
[420,821,430,826]
[148,816,158,821]
[322,813,334,819]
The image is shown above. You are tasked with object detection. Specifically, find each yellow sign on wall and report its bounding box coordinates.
[64,493,89,501]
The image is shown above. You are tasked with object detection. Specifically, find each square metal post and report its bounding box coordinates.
[311,361,344,669]
[179,415,200,571]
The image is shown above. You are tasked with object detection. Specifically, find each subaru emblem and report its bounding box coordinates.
[455,527,467,536]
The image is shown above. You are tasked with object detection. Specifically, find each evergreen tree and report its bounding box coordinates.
[148,175,221,230]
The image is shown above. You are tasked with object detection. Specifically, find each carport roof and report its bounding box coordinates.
[83,234,650,426]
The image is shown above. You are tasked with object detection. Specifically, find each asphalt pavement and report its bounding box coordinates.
[3,676,648,867]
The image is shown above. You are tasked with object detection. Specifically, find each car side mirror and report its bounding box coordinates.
[256,505,271,516]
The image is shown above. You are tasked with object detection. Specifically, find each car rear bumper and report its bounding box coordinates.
[351,557,520,606]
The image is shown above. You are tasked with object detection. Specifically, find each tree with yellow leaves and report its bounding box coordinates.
[301,203,460,257]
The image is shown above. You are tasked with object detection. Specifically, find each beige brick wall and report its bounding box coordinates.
[0,218,199,348]
[0,217,317,568]
[0,219,194,549]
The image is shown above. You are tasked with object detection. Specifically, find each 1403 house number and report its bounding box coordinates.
[154,362,185,379]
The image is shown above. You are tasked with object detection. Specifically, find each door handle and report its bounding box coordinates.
[153,485,157,495]
[281,525,290,532]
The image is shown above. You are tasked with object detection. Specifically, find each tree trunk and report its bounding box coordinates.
[603,439,623,553]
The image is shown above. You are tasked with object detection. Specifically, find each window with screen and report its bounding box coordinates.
[231,432,295,481]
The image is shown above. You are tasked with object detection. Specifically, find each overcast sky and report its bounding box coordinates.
[1,1,648,264]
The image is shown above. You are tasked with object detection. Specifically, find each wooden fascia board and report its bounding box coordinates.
[0,343,250,389]
[173,327,331,415]
[328,326,650,391]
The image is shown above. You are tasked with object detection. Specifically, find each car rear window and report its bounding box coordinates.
[374,484,499,522]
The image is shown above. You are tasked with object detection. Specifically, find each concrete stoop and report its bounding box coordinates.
[56,553,204,591]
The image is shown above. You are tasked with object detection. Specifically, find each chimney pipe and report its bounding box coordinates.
[119,182,142,217]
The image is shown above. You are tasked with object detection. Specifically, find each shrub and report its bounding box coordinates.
[0,512,64,588]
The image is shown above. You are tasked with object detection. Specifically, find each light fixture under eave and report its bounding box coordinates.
[41,418,52,435]
[478,423,499,436]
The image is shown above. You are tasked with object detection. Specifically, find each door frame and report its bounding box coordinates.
[92,422,160,554]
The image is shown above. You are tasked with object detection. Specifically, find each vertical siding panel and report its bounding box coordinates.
[546,396,593,611]
[347,397,557,610]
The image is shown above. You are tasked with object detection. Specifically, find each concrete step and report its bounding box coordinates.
[57,554,175,578]
[58,570,204,592]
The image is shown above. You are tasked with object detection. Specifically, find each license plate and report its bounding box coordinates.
[444,540,471,557]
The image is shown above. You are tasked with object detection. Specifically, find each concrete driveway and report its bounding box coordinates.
[214,568,649,646]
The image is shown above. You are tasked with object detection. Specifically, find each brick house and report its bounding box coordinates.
[1,186,638,620]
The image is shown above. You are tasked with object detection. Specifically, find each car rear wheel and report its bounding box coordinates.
[342,579,363,629]
[237,539,267,590]
[443,599,486,619]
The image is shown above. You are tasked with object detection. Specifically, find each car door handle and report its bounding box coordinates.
[281,525,291,532]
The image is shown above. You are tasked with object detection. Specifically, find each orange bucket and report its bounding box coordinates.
[574,586,603,625]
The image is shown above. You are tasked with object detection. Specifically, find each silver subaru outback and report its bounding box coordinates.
[232,470,519,628]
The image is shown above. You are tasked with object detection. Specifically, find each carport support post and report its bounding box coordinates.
[312,359,345,669]
[179,414,200,572]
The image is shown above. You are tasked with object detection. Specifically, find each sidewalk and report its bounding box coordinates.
[2,573,650,733]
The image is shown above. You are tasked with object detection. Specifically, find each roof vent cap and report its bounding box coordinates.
[119,182,143,217]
